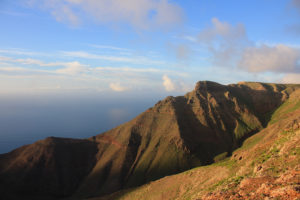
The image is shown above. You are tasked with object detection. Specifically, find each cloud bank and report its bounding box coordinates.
[239,44,300,73]
[193,18,300,81]
[109,82,127,92]
[198,18,249,66]
[27,0,183,30]
[0,52,192,93]
[162,75,175,91]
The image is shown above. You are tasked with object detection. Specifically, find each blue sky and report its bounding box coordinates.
[0,0,300,95]
[0,0,300,153]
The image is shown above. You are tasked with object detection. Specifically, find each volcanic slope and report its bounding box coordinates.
[0,81,299,200]
[97,86,300,200]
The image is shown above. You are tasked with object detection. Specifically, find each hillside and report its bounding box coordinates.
[0,81,299,200]
[97,88,300,200]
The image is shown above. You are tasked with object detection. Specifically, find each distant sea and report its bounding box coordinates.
[0,92,164,153]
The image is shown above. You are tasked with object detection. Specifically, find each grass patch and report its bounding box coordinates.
[276,135,289,145]
[239,132,264,151]
[254,150,272,164]
[232,176,244,184]
[270,147,280,154]
[207,175,244,192]
[270,100,300,124]
[211,158,237,170]
[284,101,300,114]
[208,178,229,192]
[213,152,228,162]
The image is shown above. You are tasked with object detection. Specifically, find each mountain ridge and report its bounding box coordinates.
[0,81,299,200]
[98,88,300,200]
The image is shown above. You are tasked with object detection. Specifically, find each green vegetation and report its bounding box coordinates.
[232,176,244,184]
[210,157,237,171]
[208,175,244,193]
[239,131,265,150]
[234,120,250,140]
[213,152,228,162]
[208,178,229,192]
[270,99,300,124]
[255,151,271,164]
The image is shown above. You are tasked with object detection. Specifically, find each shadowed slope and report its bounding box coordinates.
[96,87,300,200]
[0,137,98,199]
[0,81,299,199]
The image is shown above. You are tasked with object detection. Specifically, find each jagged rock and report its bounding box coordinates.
[0,81,299,200]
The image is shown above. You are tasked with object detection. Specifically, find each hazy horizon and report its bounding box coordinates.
[1,0,300,153]
[0,91,170,153]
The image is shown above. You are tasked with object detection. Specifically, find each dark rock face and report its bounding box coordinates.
[0,81,299,200]
[0,137,98,199]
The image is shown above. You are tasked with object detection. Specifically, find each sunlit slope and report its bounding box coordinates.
[0,81,299,200]
[75,81,297,198]
[96,88,300,200]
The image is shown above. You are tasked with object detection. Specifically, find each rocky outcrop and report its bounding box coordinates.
[0,81,299,200]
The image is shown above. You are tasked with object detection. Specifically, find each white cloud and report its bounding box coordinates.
[181,35,197,42]
[198,18,247,42]
[0,56,89,75]
[89,44,131,52]
[51,3,80,26]
[197,18,249,66]
[152,0,183,29]
[281,73,300,83]
[109,82,127,92]
[27,0,183,30]
[195,18,300,75]
[0,65,56,76]
[95,66,162,73]
[94,66,188,79]
[1,56,54,67]
[162,75,175,91]
[239,44,300,73]
[56,61,88,75]
[0,55,184,78]
[61,51,165,65]
[0,48,41,56]
[0,66,39,73]
[0,53,188,94]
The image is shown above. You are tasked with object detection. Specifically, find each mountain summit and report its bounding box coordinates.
[0,81,299,200]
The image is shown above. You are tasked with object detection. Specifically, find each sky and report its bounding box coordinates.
[0,0,300,95]
[0,0,300,153]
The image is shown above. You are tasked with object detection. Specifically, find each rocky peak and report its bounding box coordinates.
[194,81,225,93]
[0,81,299,200]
